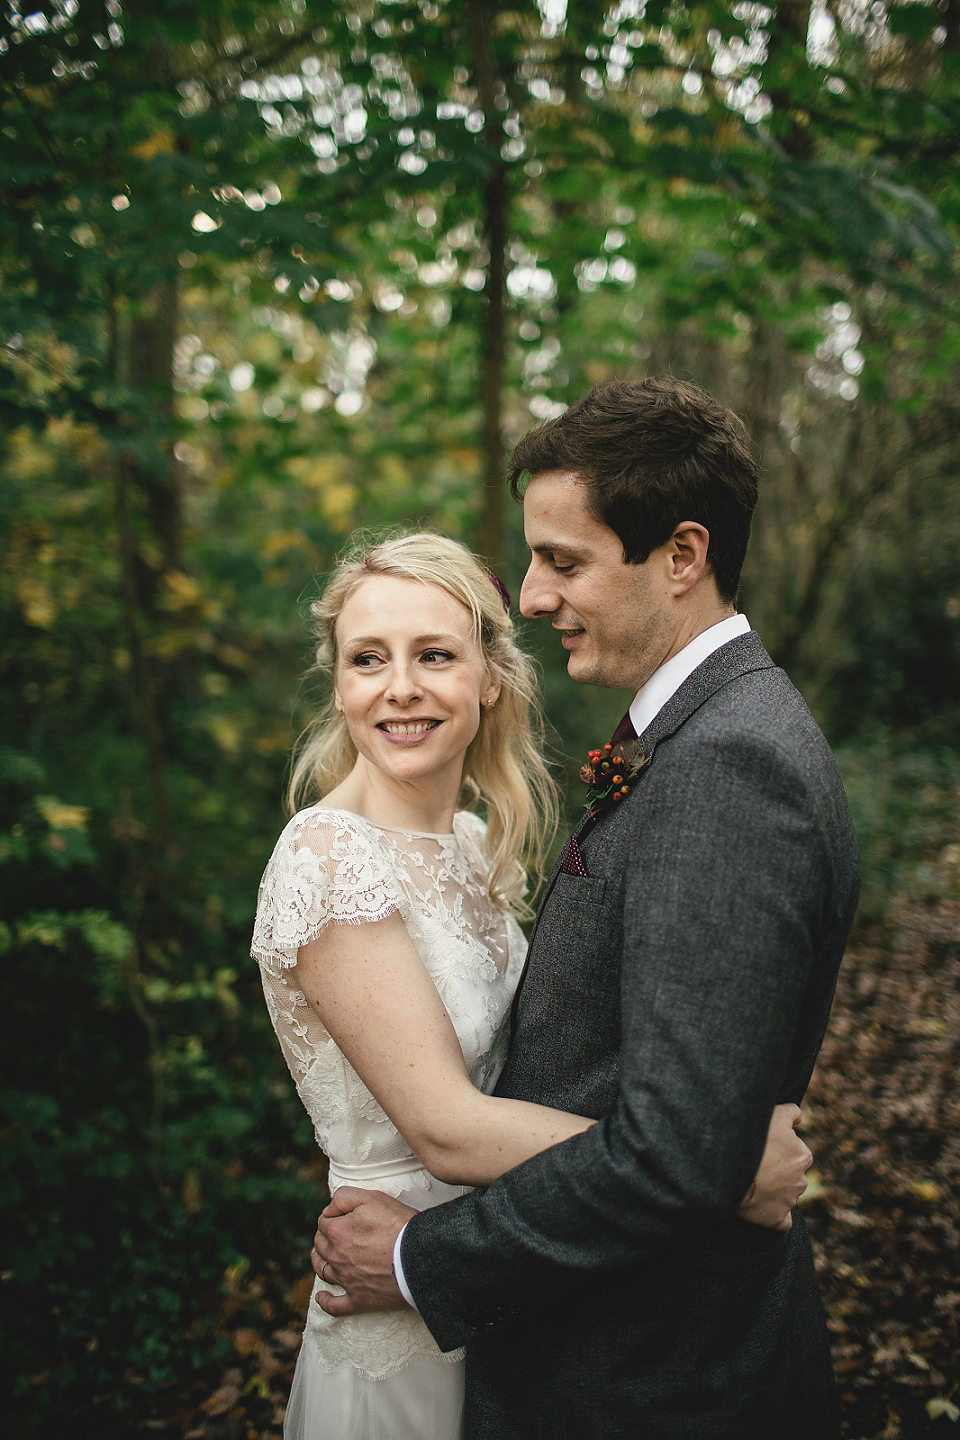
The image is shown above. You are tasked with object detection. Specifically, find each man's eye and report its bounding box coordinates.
[553,561,574,574]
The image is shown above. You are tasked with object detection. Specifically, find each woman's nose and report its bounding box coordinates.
[384,661,423,705]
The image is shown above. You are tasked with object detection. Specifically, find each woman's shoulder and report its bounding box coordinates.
[453,809,494,878]
[253,807,404,973]
[454,812,489,840]
[276,803,383,851]
[453,808,488,845]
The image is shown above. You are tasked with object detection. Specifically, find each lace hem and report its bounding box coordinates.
[252,896,401,974]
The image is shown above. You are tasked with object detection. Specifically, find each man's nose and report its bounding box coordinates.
[519,563,562,619]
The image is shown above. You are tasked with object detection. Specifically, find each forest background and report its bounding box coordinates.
[1,0,959,1436]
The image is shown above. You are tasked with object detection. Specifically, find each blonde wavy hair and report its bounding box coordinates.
[288,531,559,917]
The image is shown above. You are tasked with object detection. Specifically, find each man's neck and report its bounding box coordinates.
[660,601,736,669]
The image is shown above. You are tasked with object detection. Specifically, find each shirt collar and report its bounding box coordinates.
[628,613,752,739]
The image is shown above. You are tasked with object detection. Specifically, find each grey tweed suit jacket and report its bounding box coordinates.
[401,633,860,1440]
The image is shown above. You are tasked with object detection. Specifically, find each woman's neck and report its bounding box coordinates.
[320,755,463,835]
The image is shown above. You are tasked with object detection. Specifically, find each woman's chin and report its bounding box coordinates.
[361,746,459,787]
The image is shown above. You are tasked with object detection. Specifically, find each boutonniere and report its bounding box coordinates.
[580,738,650,814]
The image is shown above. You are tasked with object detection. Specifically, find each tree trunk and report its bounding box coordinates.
[128,280,182,575]
[765,1,816,160]
[109,277,180,853]
[113,458,172,852]
[466,0,509,570]
[943,0,960,54]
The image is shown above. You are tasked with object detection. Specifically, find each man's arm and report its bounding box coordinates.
[311,1100,813,1315]
[396,729,834,1348]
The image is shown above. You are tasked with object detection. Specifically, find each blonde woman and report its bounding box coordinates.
[251,532,810,1440]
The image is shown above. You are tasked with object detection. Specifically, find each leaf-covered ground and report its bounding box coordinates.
[804,833,960,1440]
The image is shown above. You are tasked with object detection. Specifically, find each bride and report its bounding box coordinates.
[251,532,811,1440]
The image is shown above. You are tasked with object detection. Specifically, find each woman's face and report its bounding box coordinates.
[334,575,500,790]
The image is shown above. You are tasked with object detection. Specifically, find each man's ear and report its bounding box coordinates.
[668,522,710,595]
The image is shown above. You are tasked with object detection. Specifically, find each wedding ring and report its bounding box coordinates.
[321,1261,332,1283]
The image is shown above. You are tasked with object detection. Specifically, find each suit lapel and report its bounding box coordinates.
[509,633,777,1026]
[633,631,775,759]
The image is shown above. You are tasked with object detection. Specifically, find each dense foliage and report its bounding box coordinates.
[1,1,958,1436]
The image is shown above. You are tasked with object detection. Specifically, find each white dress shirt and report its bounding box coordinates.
[391,612,752,1309]
[628,612,751,738]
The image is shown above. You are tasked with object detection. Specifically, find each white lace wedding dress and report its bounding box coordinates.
[251,805,527,1440]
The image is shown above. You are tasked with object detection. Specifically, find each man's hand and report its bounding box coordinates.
[311,1187,417,1317]
[738,1103,813,1232]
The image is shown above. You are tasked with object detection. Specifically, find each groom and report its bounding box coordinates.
[312,378,860,1438]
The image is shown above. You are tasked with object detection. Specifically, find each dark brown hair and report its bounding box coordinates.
[508,377,758,603]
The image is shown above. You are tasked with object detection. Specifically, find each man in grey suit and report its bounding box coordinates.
[312,378,860,1437]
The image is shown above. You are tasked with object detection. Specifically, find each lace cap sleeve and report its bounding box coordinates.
[251,808,404,975]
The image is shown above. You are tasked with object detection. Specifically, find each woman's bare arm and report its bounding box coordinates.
[297,911,811,1222]
[293,911,594,1188]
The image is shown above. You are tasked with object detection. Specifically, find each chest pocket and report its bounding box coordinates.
[530,872,621,1003]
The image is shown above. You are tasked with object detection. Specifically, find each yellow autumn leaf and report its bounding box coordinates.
[285,456,339,489]
[927,1397,960,1422]
[797,1168,827,1205]
[131,130,176,159]
[321,482,358,532]
[261,529,310,559]
[909,1180,941,1203]
[163,570,202,607]
[37,797,89,832]
[16,579,56,629]
[378,454,409,486]
[209,716,241,754]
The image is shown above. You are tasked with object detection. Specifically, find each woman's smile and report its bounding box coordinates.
[376,718,444,744]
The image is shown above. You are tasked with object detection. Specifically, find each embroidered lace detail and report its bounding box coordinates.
[252,808,407,974]
[251,805,527,1381]
[303,1295,465,1380]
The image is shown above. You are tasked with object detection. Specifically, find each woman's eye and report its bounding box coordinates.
[421,649,455,664]
[350,652,382,668]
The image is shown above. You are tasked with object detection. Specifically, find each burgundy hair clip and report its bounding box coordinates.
[489,575,511,614]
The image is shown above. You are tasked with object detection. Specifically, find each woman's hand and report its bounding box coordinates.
[738,1103,813,1231]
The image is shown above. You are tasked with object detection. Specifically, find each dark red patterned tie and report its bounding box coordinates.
[610,709,637,746]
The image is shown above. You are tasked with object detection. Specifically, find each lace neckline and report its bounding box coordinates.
[313,804,458,842]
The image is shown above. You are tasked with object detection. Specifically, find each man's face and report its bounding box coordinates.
[519,470,675,692]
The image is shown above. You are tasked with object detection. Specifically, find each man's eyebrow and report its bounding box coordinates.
[529,542,583,558]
